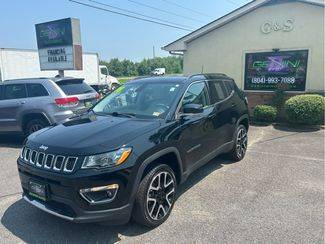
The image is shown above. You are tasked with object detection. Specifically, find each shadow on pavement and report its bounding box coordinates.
[177,156,229,198]
[1,156,234,243]
[1,199,148,243]
[273,123,321,132]
[0,133,25,149]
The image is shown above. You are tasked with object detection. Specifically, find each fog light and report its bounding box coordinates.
[79,184,119,204]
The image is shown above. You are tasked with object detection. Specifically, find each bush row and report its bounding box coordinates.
[253,94,324,125]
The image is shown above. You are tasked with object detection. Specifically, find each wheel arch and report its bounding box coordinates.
[21,112,51,131]
[130,147,184,201]
[237,114,249,130]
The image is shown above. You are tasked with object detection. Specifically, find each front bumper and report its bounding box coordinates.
[18,160,135,224]
[51,110,74,124]
[23,194,132,223]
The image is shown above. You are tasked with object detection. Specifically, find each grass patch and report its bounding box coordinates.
[117,77,136,84]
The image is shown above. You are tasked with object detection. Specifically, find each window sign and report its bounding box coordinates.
[244,50,308,91]
[35,18,82,70]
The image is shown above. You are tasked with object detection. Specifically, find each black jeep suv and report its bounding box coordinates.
[17,74,249,227]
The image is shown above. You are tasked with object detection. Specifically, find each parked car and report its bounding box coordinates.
[0,77,99,136]
[151,68,166,76]
[17,74,249,227]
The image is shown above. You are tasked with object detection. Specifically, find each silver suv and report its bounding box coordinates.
[0,77,99,136]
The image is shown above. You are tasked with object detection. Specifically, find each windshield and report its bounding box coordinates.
[93,81,182,119]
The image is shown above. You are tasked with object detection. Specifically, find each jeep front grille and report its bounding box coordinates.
[20,146,78,173]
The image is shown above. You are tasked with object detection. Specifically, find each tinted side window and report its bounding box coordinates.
[27,83,49,97]
[182,82,209,109]
[223,80,234,96]
[100,67,108,76]
[208,80,228,103]
[0,86,3,100]
[4,84,27,100]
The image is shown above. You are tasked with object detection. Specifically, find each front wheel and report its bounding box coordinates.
[132,164,177,227]
[228,124,248,161]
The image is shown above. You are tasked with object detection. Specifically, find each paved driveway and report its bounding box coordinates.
[0,125,324,243]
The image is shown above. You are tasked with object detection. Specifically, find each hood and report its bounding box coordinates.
[27,113,160,155]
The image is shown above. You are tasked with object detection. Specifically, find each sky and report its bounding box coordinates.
[0,0,251,61]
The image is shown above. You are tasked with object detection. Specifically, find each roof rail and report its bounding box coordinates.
[3,77,49,82]
[188,73,229,80]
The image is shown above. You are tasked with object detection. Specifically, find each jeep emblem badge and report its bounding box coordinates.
[39,145,48,151]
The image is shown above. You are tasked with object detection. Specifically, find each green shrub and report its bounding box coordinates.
[253,105,277,123]
[284,94,325,125]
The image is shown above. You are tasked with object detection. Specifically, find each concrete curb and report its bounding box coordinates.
[250,122,325,130]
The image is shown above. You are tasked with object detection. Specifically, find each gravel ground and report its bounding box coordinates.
[0,125,324,243]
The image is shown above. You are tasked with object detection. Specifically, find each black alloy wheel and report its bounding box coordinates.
[228,124,248,161]
[133,164,177,227]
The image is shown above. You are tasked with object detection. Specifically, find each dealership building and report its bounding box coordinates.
[163,0,324,111]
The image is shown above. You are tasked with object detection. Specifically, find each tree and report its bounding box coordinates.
[99,56,183,77]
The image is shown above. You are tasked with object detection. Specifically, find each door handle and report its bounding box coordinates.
[19,101,26,105]
[231,103,237,108]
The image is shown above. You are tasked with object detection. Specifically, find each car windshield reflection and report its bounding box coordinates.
[93,81,182,119]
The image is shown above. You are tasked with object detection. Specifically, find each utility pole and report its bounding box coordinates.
[153,46,156,59]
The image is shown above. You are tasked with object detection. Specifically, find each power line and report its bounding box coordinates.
[89,0,194,29]
[160,0,211,18]
[125,0,205,23]
[68,0,194,31]
[224,0,241,6]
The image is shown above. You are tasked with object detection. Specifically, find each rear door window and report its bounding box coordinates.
[223,80,234,96]
[27,83,49,97]
[56,79,94,95]
[3,84,27,100]
[208,80,228,103]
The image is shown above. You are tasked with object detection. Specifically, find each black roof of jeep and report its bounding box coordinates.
[128,73,232,85]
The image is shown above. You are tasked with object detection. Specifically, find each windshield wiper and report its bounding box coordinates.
[109,112,136,118]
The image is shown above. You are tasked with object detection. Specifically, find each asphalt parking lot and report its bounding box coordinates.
[0,125,324,243]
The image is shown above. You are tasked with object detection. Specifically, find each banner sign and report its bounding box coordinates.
[244,50,308,91]
[35,18,82,70]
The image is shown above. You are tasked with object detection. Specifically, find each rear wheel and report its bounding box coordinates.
[111,83,119,91]
[24,118,49,136]
[132,164,177,227]
[228,124,248,161]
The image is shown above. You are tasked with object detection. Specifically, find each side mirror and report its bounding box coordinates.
[182,103,204,114]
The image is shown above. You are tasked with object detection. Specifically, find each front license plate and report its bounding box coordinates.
[29,181,47,201]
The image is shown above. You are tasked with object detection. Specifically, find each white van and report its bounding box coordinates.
[151,68,166,76]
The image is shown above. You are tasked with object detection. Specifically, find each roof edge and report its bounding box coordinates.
[162,0,325,52]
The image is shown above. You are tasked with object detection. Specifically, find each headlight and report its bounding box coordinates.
[82,147,132,169]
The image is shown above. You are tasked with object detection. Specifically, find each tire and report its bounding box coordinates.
[24,118,49,137]
[111,83,119,91]
[228,124,248,161]
[132,164,177,227]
